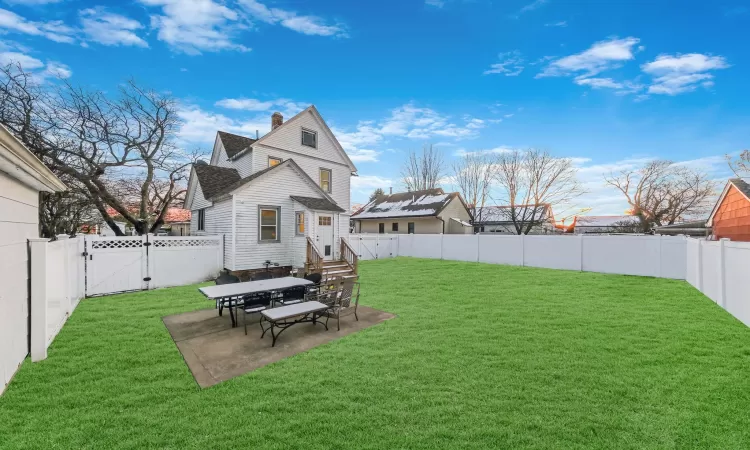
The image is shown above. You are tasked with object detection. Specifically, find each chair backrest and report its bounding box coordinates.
[283,285,307,301]
[215,272,240,285]
[304,272,322,285]
[338,279,357,308]
[242,291,273,307]
[252,272,274,281]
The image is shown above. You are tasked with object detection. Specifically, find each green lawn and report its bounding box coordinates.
[2,258,750,449]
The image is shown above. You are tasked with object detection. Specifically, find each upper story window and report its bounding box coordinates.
[269,156,282,167]
[301,128,317,148]
[319,168,332,193]
[197,209,205,231]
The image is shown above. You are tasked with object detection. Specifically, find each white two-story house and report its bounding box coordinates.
[184,106,358,276]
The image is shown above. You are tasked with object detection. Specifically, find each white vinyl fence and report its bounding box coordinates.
[349,233,750,327]
[28,234,223,361]
[347,234,399,260]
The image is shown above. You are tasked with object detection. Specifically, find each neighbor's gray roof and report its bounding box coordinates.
[474,205,552,224]
[654,220,708,229]
[730,178,750,199]
[217,131,257,159]
[291,196,345,212]
[351,188,460,219]
[575,215,639,227]
[193,163,241,199]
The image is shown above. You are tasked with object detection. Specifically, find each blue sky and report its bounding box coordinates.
[0,0,747,215]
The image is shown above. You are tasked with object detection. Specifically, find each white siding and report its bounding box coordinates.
[438,197,473,234]
[356,217,443,234]
[234,165,327,270]
[0,171,38,393]
[191,197,233,269]
[252,144,350,211]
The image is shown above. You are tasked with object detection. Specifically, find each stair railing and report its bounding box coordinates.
[340,238,359,275]
[306,237,324,275]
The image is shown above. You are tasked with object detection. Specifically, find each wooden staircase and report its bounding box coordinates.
[306,237,358,281]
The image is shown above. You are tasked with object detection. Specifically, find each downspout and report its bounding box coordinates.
[437,216,445,234]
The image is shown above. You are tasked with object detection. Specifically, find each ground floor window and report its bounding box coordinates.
[259,206,280,242]
[408,222,415,234]
[392,222,399,232]
[379,223,385,234]
[295,211,305,235]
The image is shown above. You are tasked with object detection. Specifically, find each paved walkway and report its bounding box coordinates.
[163,306,395,387]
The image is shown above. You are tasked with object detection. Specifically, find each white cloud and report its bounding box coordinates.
[0,8,76,44]
[3,0,62,4]
[538,37,641,78]
[177,105,269,146]
[0,50,71,81]
[574,77,623,89]
[139,0,250,54]
[425,0,445,7]
[215,98,275,111]
[332,121,383,163]
[484,51,524,76]
[0,51,43,69]
[80,8,148,48]
[545,21,567,27]
[641,53,730,95]
[378,103,482,140]
[351,174,392,190]
[454,146,514,157]
[238,0,347,37]
[512,0,548,18]
[42,61,71,78]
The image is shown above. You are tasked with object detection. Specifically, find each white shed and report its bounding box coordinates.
[0,125,66,394]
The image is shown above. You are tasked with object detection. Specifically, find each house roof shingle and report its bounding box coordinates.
[575,215,639,228]
[351,188,459,219]
[193,163,241,199]
[217,131,257,159]
[730,178,750,199]
[290,196,345,212]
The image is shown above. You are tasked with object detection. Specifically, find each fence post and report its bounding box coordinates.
[656,235,663,278]
[29,238,49,362]
[578,234,584,271]
[719,238,729,308]
[520,234,525,267]
[696,239,704,291]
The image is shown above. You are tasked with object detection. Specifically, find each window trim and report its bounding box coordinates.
[319,167,332,193]
[301,128,317,148]
[392,222,399,232]
[295,211,305,236]
[408,222,415,234]
[258,205,281,243]
[197,209,205,231]
[268,156,283,167]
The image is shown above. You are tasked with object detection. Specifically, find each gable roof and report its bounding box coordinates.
[253,105,358,173]
[217,131,257,159]
[0,124,66,192]
[193,163,241,200]
[706,178,750,226]
[351,188,462,219]
[474,204,553,224]
[291,196,345,212]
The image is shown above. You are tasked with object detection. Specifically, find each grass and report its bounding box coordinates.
[1,258,750,449]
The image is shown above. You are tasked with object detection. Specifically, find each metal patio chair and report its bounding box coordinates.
[240,291,274,335]
[214,272,240,315]
[319,278,360,331]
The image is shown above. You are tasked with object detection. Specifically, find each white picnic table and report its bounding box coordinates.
[199,277,313,326]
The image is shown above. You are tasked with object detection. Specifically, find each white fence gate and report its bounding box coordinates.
[83,234,223,297]
[347,235,399,260]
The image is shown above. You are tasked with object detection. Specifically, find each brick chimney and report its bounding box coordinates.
[271,112,283,130]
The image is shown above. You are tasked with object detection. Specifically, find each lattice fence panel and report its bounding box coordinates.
[152,239,219,248]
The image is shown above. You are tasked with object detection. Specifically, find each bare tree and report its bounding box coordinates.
[494,149,583,235]
[0,65,195,235]
[401,144,444,191]
[728,150,749,177]
[451,152,496,223]
[39,185,99,238]
[604,160,717,229]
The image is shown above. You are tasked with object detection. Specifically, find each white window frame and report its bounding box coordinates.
[295,211,305,236]
[258,205,281,243]
[302,128,317,148]
[319,168,332,193]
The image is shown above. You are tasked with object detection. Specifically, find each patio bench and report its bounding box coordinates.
[260,301,329,347]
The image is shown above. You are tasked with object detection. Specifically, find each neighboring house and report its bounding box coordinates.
[653,220,710,237]
[473,204,556,234]
[0,125,66,394]
[706,178,750,242]
[573,215,641,234]
[350,188,472,234]
[162,208,191,236]
[184,107,358,274]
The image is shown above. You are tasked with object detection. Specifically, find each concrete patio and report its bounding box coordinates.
[163,306,395,388]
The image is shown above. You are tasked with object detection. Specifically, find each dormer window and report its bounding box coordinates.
[301,128,317,148]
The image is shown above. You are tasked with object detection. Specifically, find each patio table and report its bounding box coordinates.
[199,277,313,327]
[260,301,329,347]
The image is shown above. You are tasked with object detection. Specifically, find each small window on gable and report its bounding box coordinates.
[296,211,305,235]
[269,156,282,167]
[198,209,205,231]
[302,128,317,148]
